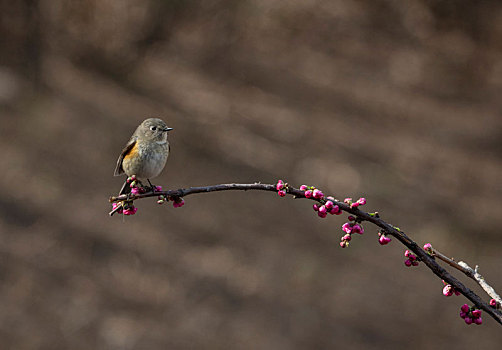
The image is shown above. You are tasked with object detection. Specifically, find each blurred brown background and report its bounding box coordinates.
[1,0,502,349]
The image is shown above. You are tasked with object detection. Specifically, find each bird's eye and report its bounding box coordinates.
[150,126,157,131]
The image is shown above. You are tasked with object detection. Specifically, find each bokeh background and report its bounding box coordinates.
[1,0,502,349]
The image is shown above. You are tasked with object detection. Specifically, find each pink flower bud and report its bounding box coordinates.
[278,190,286,197]
[317,211,327,218]
[352,224,364,234]
[326,196,335,201]
[459,311,467,319]
[464,317,473,325]
[342,234,351,241]
[313,204,319,212]
[347,216,355,221]
[423,243,432,251]
[299,185,308,191]
[379,235,392,245]
[318,205,327,214]
[404,250,412,258]
[411,260,419,266]
[443,285,453,296]
[460,304,470,313]
[471,309,482,318]
[454,290,460,296]
[350,202,360,208]
[340,241,348,248]
[342,223,352,234]
[329,205,340,214]
[344,198,352,204]
[130,175,137,181]
[155,186,163,192]
[173,198,185,208]
[325,201,334,209]
[304,190,313,198]
[490,299,498,307]
[474,317,482,325]
[276,180,284,190]
[157,200,164,204]
[131,187,141,195]
[404,259,412,267]
[123,207,138,215]
[312,189,324,199]
[357,197,366,205]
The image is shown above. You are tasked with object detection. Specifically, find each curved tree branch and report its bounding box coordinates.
[109,182,502,325]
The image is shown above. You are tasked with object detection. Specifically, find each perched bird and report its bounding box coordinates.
[114,118,173,195]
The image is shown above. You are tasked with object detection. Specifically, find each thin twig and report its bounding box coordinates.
[432,250,474,277]
[457,261,502,306]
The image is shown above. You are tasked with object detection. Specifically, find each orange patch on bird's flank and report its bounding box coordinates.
[123,142,139,160]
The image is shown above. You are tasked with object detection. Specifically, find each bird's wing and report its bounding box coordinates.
[114,136,137,176]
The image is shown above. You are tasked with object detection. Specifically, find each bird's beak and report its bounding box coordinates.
[164,127,173,132]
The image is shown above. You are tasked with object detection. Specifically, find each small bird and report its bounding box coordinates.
[114,118,173,195]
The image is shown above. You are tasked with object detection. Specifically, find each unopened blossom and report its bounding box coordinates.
[312,189,324,199]
[443,285,453,297]
[123,206,138,215]
[173,198,185,208]
[131,187,141,195]
[276,180,285,191]
[471,309,482,318]
[352,224,364,234]
[342,222,352,234]
[379,235,392,245]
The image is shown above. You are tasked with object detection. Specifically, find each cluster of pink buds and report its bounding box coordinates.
[490,299,500,309]
[300,185,324,200]
[276,180,287,197]
[339,216,364,248]
[378,232,392,245]
[404,250,419,267]
[172,197,185,208]
[112,201,138,215]
[442,281,460,296]
[343,197,366,209]
[127,175,144,195]
[460,304,483,325]
[312,196,342,218]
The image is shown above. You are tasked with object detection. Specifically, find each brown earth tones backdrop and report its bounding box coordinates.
[1,1,501,349]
